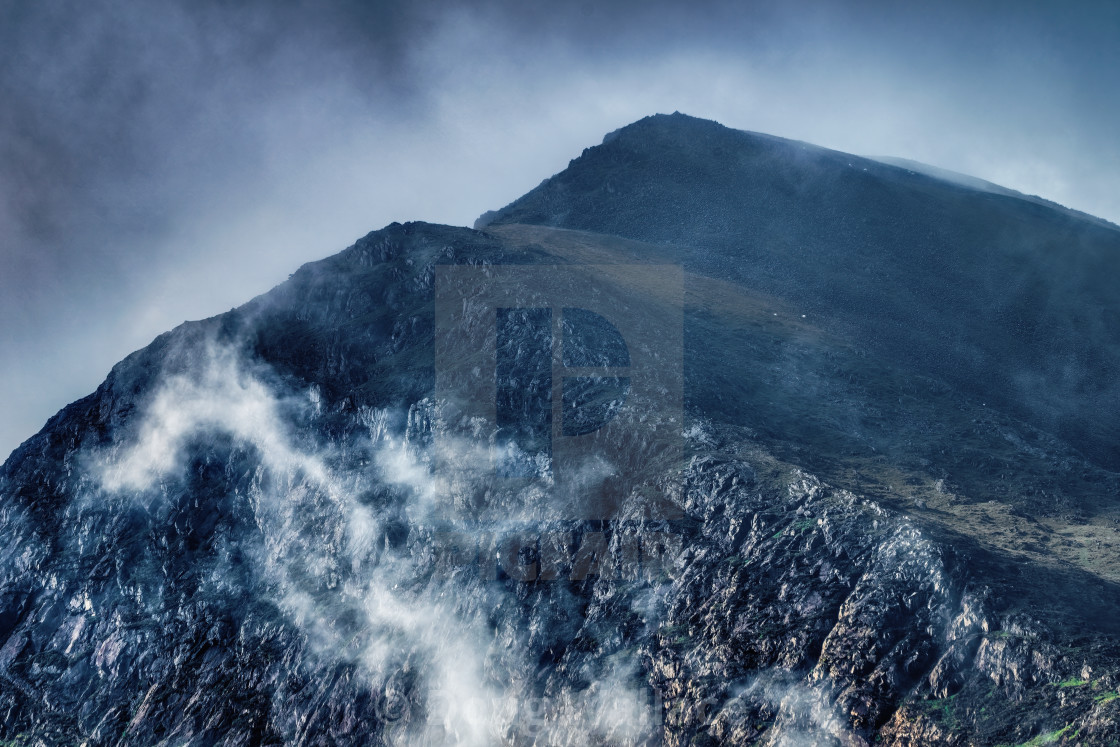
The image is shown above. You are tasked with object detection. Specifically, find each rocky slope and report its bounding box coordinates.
[2,117,1120,745]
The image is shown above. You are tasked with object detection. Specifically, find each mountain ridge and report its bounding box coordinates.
[481,112,1120,234]
[867,154,1120,232]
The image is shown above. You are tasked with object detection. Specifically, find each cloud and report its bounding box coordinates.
[92,340,660,743]
[739,672,850,747]
[96,342,322,493]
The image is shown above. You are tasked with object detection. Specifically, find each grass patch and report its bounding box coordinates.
[921,694,960,730]
[1004,724,1075,746]
[1056,678,1089,688]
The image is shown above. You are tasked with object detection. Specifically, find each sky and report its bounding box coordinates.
[2,0,1119,460]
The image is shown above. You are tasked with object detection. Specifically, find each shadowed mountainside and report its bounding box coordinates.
[481,113,1120,471]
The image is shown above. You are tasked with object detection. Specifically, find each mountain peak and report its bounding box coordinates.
[600,110,727,142]
[478,113,1120,469]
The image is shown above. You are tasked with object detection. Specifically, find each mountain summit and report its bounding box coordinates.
[2,115,1119,745]
[482,112,1120,470]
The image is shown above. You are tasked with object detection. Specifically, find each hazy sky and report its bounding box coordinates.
[2,0,1119,459]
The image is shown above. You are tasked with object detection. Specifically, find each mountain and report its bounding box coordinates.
[481,113,1120,471]
[2,114,1119,746]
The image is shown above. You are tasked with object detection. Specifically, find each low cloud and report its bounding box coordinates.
[93,340,661,743]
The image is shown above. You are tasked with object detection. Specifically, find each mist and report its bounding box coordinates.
[3,0,1119,458]
[87,338,665,743]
